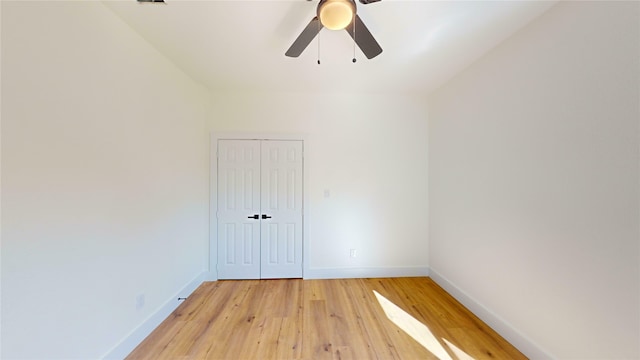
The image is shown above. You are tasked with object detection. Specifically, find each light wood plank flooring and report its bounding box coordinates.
[126,277,527,359]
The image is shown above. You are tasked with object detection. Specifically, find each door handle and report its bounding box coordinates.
[247,214,259,219]
[261,214,272,219]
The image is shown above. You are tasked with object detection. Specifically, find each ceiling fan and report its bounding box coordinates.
[285,0,383,60]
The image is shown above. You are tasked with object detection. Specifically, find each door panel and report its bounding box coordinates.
[260,141,303,278]
[217,140,261,279]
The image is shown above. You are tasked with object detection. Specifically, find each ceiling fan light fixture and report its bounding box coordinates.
[318,0,355,31]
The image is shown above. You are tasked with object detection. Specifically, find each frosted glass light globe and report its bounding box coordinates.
[319,0,355,30]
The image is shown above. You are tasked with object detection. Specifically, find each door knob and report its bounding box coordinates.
[247,214,259,219]
[261,214,272,219]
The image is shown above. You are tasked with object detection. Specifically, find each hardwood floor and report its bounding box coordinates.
[126,277,527,360]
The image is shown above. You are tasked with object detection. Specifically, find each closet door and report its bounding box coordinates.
[217,140,261,279]
[260,141,304,278]
[217,139,304,279]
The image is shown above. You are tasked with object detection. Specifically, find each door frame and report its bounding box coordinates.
[209,132,309,280]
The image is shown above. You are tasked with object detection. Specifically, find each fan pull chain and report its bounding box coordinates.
[317,19,321,65]
[352,14,357,63]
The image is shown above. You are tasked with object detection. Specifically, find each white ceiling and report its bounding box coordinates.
[104,0,556,94]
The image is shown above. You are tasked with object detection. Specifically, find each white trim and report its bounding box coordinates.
[304,266,430,279]
[209,132,310,280]
[201,271,218,282]
[429,269,554,360]
[101,272,208,360]
[208,136,219,281]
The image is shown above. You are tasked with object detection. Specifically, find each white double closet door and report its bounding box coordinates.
[217,139,303,279]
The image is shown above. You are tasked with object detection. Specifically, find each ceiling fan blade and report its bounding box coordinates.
[359,0,381,4]
[346,14,382,59]
[286,17,323,58]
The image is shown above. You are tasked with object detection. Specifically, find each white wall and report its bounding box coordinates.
[209,92,429,278]
[1,2,209,359]
[428,1,639,359]
[0,1,4,357]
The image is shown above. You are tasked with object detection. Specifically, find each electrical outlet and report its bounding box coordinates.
[350,249,357,258]
[136,294,145,311]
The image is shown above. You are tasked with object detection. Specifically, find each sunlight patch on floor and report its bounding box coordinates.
[373,290,476,360]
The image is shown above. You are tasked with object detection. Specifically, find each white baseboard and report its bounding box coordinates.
[101,271,209,360]
[201,270,218,282]
[429,268,553,360]
[304,266,429,279]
